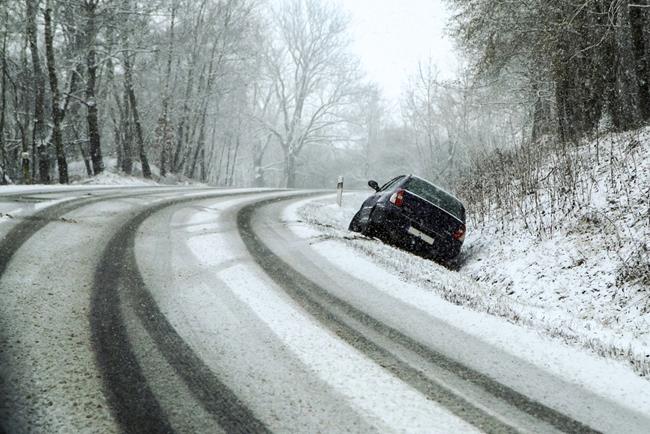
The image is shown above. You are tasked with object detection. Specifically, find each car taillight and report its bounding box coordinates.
[452,224,466,241]
[389,189,405,207]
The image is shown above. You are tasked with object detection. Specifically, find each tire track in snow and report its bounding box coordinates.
[0,187,212,278]
[0,185,166,198]
[237,196,599,434]
[0,195,92,277]
[0,187,211,433]
[92,191,280,434]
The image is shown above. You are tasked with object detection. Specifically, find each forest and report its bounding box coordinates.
[0,0,648,191]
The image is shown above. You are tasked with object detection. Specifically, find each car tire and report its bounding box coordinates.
[348,211,362,232]
[361,207,379,238]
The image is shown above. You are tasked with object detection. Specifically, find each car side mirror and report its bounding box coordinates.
[368,180,380,191]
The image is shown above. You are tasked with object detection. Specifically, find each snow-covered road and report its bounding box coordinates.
[1,187,649,433]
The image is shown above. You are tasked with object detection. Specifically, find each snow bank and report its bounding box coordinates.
[462,127,650,375]
[0,157,206,188]
[75,171,160,186]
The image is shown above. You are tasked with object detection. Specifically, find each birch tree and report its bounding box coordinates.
[44,0,68,183]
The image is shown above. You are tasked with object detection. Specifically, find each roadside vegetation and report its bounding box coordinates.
[446,0,650,306]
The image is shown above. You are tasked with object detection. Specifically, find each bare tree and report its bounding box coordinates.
[26,0,49,182]
[83,0,103,175]
[171,0,209,175]
[403,60,441,178]
[155,0,177,178]
[261,0,360,187]
[122,49,151,178]
[249,80,277,187]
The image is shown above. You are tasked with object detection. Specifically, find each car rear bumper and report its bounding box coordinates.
[372,204,462,259]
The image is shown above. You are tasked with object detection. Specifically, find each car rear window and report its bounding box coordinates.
[379,175,405,192]
[405,178,465,222]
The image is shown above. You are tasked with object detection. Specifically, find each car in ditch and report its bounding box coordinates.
[348,175,466,261]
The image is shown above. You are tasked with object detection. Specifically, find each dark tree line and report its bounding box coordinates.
[448,0,650,143]
[0,0,118,183]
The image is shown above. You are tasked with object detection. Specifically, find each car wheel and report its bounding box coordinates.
[361,207,379,238]
[348,211,362,232]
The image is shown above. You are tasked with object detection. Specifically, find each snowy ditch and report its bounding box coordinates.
[286,191,650,381]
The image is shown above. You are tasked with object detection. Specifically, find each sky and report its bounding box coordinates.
[342,0,459,104]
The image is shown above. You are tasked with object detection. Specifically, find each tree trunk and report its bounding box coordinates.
[14,40,31,183]
[227,135,240,186]
[187,11,228,180]
[26,0,49,183]
[203,125,218,182]
[15,42,31,183]
[611,2,642,130]
[285,151,296,188]
[0,22,7,184]
[200,148,206,182]
[187,63,218,180]
[252,139,267,188]
[65,70,87,174]
[158,2,176,178]
[123,52,151,178]
[629,2,650,120]
[120,87,133,174]
[44,1,68,184]
[216,134,228,185]
[531,82,553,142]
[179,63,208,176]
[188,135,203,179]
[159,127,167,178]
[105,46,123,173]
[77,141,92,176]
[84,0,103,175]
[172,0,208,173]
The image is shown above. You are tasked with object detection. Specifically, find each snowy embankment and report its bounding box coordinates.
[1,157,203,189]
[67,158,202,186]
[291,128,650,379]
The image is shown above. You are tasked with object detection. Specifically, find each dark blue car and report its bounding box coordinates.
[349,175,466,260]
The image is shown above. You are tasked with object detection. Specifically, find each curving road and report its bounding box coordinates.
[0,187,648,433]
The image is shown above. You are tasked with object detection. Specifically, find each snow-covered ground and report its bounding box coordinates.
[67,158,204,186]
[291,138,650,380]
[64,157,140,182]
[462,128,650,375]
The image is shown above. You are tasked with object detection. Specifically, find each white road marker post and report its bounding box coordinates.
[336,176,344,207]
